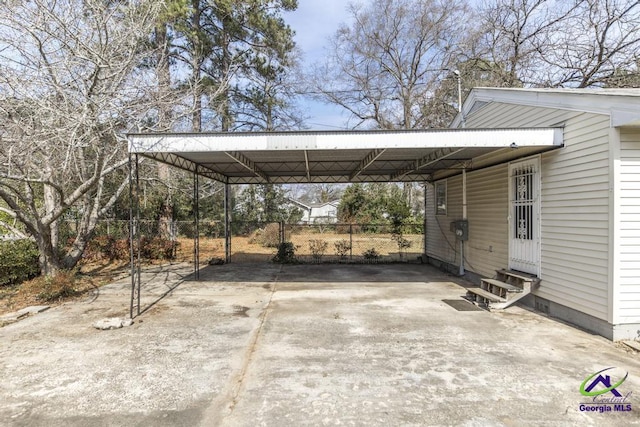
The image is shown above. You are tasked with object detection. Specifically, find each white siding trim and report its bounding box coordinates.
[617,129,640,323]
[610,128,621,324]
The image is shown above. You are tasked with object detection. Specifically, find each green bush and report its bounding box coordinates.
[362,248,380,262]
[272,242,297,264]
[0,239,40,286]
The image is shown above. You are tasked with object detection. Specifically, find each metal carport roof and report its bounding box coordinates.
[127,128,563,184]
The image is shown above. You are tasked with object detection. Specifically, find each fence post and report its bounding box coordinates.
[349,223,353,260]
[279,221,285,244]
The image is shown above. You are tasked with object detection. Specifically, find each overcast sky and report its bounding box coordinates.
[284,1,360,130]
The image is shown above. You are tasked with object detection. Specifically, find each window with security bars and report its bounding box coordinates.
[513,166,534,241]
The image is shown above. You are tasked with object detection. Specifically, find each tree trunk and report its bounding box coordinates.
[158,163,173,239]
[34,228,62,276]
[62,231,92,270]
[221,36,232,132]
[155,21,174,239]
[191,0,203,132]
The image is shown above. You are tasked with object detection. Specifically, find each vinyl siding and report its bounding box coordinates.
[463,165,509,277]
[426,164,508,279]
[464,103,611,320]
[539,113,610,320]
[426,177,461,266]
[465,102,577,128]
[618,129,640,322]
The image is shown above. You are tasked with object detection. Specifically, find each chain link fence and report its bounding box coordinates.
[64,220,425,264]
[283,223,424,263]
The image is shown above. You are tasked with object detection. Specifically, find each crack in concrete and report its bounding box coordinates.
[201,266,281,426]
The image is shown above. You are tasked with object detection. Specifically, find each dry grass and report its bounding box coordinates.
[0,260,129,316]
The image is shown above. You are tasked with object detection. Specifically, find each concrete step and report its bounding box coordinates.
[481,278,522,293]
[497,269,540,284]
[466,287,506,303]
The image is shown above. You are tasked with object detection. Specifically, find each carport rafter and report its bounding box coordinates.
[224,151,269,183]
[304,150,311,182]
[152,152,228,183]
[390,148,467,181]
[349,149,386,181]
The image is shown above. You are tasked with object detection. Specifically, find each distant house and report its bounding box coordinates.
[288,199,339,224]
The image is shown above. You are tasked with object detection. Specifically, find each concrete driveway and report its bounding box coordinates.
[1,263,639,426]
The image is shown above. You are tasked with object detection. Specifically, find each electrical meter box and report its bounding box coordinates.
[450,220,469,241]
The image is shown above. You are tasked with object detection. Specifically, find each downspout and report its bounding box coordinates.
[460,167,467,276]
[423,182,428,262]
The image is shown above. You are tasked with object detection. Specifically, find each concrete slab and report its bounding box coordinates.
[623,340,640,353]
[0,305,50,327]
[1,263,639,426]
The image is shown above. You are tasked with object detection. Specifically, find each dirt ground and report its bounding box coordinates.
[0,261,130,317]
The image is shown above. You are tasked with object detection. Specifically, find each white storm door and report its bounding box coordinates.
[508,158,541,276]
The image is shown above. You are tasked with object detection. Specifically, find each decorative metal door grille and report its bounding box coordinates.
[509,159,540,275]
[514,167,534,241]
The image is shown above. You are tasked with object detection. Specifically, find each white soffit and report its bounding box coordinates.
[127,128,562,184]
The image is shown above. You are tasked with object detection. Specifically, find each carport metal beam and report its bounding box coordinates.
[349,149,386,180]
[390,148,465,181]
[225,151,269,182]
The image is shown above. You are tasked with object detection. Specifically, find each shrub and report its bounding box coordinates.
[140,237,178,260]
[0,239,40,287]
[27,269,81,302]
[392,233,412,260]
[272,242,296,264]
[309,239,328,262]
[362,248,380,262]
[112,239,131,260]
[334,239,351,260]
[85,235,116,261]
[85,236,178,261]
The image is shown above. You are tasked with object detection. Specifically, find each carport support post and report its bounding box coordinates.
[423,183,427,260]
[128,153,141,319]
[193,167,200,280]
[224,182,231,263]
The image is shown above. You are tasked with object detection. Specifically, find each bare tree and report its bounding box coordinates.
[308,0,468,130]
[469,0,640,88]
[538,0,640,87]
[0,0,165,275]
[470,0,580,86]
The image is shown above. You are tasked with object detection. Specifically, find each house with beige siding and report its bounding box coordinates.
[425,88,640,341]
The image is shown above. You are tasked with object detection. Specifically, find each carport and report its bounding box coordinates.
[126,128,562,317]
